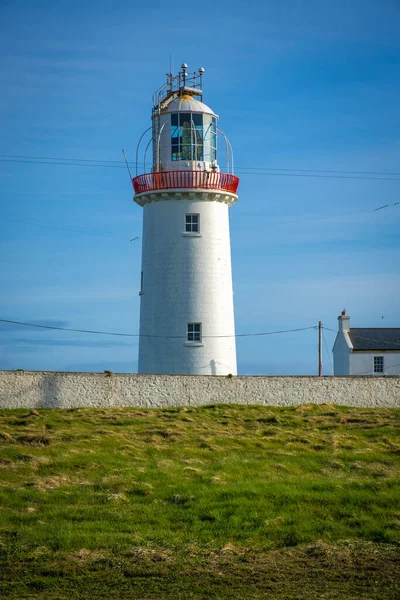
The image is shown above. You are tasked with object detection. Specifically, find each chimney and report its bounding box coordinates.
[338,309,350,333]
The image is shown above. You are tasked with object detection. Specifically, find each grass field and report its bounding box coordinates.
[0,403,399,599]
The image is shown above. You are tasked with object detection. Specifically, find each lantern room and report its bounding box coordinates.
[156,95,218,172]
[133,63,238,194]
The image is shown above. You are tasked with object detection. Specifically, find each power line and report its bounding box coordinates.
[235,326,316,338]
[1,154,397,239]
[1,204,397,247]
[0,318,316,340]
[322,328,333,375]
[0,154,125,164]
[2,199,395,240]
[0,158,125,170]
[1,155,400,181]
[234,166,400,177]
[0,212,117,238]
[235,171,400,182]
[1,154,400,177]
[2,318,398,374]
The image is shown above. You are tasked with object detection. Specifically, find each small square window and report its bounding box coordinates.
[374,356,384,373]
[187,322,202,342]
[185,213,199,233]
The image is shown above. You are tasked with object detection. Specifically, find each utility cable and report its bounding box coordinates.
[0,158,125,170]
[0,212,118,238]
[1,191,397,241]
[233,166,400,177]
[234,171,400,182]
[1,155,400,181]
[2,200,396,240]
[1,154,400,177]
[322,328,333,375]
[0,154,125,164]
[0,318,316,340]
[2,318,397,374]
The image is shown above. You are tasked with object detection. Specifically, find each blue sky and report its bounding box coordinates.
[1,0,399,375]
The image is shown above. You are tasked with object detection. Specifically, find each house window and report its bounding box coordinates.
[185,214,199,233]
[374,356,384,373]
[187,322,202,343]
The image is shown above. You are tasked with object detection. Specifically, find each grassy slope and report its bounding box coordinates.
[0,403,399,599]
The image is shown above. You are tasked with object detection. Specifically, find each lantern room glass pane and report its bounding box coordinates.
[171,113,203,161]
[211,117,217,161]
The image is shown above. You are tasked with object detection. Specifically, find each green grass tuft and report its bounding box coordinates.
[0,403,399,598]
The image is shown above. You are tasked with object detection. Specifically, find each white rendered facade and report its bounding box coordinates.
[333,312,400,376]
[132,65,238,375]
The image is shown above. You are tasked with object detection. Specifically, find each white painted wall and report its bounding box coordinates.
[1,371,399,409]
[333,332,351,375]
[138,196,237,375]
[349,352,400,375]
[333,331,400,375]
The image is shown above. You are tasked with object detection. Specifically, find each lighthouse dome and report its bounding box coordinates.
[163,95,217,117]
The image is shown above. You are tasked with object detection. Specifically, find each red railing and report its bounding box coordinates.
[132,170,239,195]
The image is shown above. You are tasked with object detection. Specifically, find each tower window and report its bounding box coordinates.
[185,214,199,233]
[187,322,202,343]
[374,356,384,373]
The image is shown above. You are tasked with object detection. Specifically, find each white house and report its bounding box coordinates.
[333,311,400,375]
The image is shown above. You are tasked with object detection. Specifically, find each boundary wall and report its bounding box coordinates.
[0,371,399,409]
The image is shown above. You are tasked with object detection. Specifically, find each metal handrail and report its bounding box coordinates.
[153,72,203,110]
[132,170,239,195]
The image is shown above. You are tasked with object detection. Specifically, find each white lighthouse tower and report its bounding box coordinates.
[132,64,239,375]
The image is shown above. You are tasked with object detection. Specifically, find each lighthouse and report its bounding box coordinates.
[132,64,239,375]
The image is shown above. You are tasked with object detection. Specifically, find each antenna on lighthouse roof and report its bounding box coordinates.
[181,62,188,87]
[198,67,205,93]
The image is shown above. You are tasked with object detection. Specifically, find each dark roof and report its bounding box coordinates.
[349,328,400,351]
